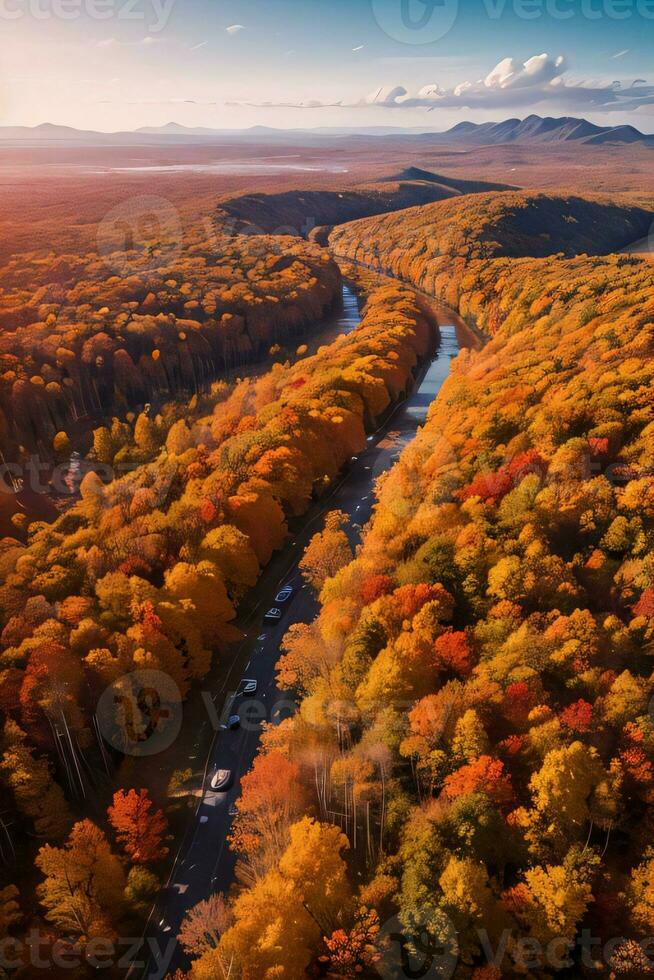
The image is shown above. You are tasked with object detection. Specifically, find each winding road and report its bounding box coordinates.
[137,282,474,979]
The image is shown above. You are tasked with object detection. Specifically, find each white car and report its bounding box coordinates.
[210,768,233,791]
[275,585,294,604]
[264,607,283,623]
[240,678,258,696]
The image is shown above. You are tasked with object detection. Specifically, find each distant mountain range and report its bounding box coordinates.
[0,115,652,146]
[439,114,654,146]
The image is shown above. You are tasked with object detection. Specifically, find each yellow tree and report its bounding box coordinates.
[36,820,125,941]
[163,560,235,644]
[299,511,353,593]
[200,524,260,598]
[211,819,352,979]
[506,850,596,948]
[439,855,507,960]
[624,858,654,933]
[204,870,319,980]
[278,817,351,931]
[0,720,71,839]
[525,741,619,857]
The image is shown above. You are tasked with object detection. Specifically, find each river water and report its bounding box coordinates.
[142,303,472,978]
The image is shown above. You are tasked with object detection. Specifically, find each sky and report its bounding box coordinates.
[1,0,653,131]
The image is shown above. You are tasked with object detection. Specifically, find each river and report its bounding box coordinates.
[135,292,473,979]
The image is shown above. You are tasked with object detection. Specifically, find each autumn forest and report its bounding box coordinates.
[1,134,654,980]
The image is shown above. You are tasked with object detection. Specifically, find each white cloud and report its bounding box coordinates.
[230,52,654,115]
[190,40,208,51]
[366,85,408,105]
[225,24,245,35]
[98,98,218,106]
[611,49,630,59]
[226,98,343,109]
[484,53,566,89]
[352,45,364,52]
[96,36,161,49]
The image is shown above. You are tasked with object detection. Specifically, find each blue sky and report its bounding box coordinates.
[2,0,653,129]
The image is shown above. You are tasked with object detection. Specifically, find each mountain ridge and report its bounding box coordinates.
[0,114,651,145]
[439,113,654,145]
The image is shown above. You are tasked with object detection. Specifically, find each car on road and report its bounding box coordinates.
[240,678,258,696]
[275,585,294,604]
[264,607,283,622]
[228,802,239,817]
[210,768,233,791]
[221,714,240,730]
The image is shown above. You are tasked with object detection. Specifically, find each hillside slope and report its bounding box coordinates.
[214,172,515,238]
[0,236,343,457]
[191,241,654,977]
[329,192,654,293]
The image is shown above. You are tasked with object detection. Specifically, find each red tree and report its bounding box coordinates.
[360,574,394,606]
[559,699,594,733]
[502,682,537,728]
[433,630,473,676]
[634,588,654,619]
[107,788,168,863]
[443,755,514,808]
[392,583,453,622]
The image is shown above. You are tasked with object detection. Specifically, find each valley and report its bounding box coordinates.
[143,287,468,979]
[2,123,654,979]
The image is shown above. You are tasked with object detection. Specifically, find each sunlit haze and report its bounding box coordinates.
[2,0,654,131]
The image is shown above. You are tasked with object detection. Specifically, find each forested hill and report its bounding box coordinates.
[0,236,342,459]
[213,171,515,238]
[182,198,654,977]
[224,247,654,978]
[329,191,654,266]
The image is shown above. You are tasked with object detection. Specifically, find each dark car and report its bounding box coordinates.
[275,585,294,604]
[221,714,240,730]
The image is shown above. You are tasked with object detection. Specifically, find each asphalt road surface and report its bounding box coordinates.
[140,310,463,979]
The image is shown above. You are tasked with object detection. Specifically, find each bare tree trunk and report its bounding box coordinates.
[379,763,386,854]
